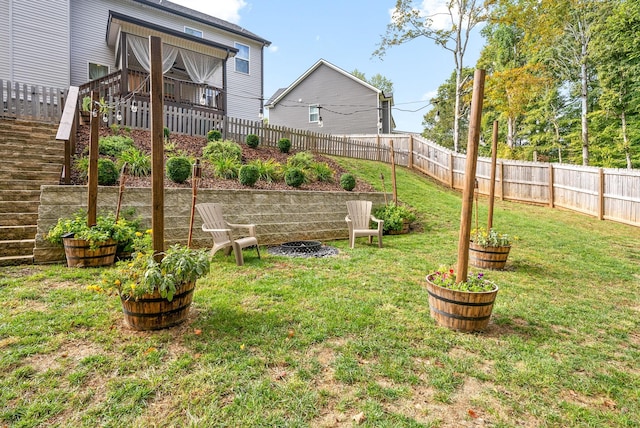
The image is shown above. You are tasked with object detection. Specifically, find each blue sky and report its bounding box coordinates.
[170,0,485,132]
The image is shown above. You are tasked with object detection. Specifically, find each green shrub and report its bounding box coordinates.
[166,156,192,183]
[202,140,242,163]
[340,173,356,191]
[212,157,241,179]
[284,168,305,188]
[277,138,291,153]
[373,202,417,233]
[163,127,170,141]
[118,147,151,177]
[287,151,314,170]
[98,135,134,157]
[245,134,260,148]
[207,129,222,142]
[247,159,283,183]
[238,164,260,186]
[97,158,119,185]
[311,162,334,182]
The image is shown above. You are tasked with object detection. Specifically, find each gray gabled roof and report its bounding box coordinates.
[132,0,271,46]
[265,59,383,108]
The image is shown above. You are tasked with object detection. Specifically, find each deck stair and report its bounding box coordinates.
[0,119,63,265]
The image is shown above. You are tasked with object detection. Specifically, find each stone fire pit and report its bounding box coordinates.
[267,240,339,258]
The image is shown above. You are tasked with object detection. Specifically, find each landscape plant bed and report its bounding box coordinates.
[70,125,377,193]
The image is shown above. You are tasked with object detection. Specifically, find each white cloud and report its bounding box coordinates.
[168,0,248,24]
[389,0,464,32]
[422,89,438,101]
[268,45,279,53]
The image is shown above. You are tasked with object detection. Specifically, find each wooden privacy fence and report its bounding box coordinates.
[1,80,66,122]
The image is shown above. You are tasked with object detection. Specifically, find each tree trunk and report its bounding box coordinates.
[507,116,515,148]
[453,67,462,153]
[580,42,589,166]
[621,110,631,169]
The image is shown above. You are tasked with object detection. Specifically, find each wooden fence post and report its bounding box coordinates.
[548,164,555,208]
[390,140,398,204]
[150,36,165,256]
[87,90,99,227]
[408,134,414,170]
[487,120,498,230]
[599,168,605,220]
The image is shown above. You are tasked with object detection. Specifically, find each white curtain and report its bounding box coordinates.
[127,35,179,74]
[180,49,220,85]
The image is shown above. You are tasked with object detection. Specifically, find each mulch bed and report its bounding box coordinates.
[71,125,377,192]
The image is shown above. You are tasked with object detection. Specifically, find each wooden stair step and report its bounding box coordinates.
[0,200,41,213]
[0,225,37,240]
[0,212,38,226]
[0,254,34,266]
[0,189,41,202]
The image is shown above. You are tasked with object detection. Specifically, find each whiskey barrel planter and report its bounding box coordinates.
[120,280,195,330]
[469,241,511,270]
[425,275,499,332]
[62,237,117,268]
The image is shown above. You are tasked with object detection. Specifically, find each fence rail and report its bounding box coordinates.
[1,80,66,122]
[2,79,637,228]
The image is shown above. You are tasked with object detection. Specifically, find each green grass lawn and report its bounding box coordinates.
[1,158,639,427]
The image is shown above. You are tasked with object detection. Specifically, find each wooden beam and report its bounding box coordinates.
[150,36,165,255]
[390,140,397,204]
[87,91,99,227]
[456,69,486,283]
[487,120,498,230]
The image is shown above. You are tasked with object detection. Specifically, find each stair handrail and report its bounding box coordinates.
[55,86,79,184]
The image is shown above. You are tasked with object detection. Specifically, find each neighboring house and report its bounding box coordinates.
[265,59,394,135]
[0,0,270,121]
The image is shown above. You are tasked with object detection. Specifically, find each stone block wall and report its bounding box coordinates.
[35,186,387,264]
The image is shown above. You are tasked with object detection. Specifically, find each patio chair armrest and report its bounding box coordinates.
[227,223,257,236]
[370,216,384,230]
[201,225,232,233]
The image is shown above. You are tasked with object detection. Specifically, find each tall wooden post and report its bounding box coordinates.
[487,120,499,230]
[149,36,164,256]
[87,90,99,227]
[389,140,398,204]
[456,69,486,283]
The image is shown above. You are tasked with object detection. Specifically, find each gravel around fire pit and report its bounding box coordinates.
[267,241,339,258]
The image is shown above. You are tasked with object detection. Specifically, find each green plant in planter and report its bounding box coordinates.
[96,231,210,301]
[428,266,496,292]
[46,210,139,250]
[470,227,516,247]
[373,202,417,233]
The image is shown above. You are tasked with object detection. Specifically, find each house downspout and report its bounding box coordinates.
[222,48,230,139]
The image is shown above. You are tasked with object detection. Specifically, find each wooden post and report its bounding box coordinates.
[548,164,555,208]
[449,154,455,189]
[456,69,486,283]
[499,162,505,201]
[187,159,202,248]
[389,140,398,204]
[487,120,499,230]
[87,90,99,227]
[598,168,605,220]
[149,36,164,256]
[408,134,414,170]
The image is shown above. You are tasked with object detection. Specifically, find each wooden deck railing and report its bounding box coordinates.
[78,69,224,114]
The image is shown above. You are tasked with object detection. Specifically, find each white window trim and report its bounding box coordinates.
[234,42,250,75]
[309,104,320,123]
[88,62,109,80]
[184,26,203,38]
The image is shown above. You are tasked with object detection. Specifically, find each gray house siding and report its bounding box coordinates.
[1,0,70,88]
[68,0,266,121]
[269,63,380,135]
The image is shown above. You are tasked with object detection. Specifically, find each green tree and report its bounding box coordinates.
[351,69,394,94]
[374,0,492,152]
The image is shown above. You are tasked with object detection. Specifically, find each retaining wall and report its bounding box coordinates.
[35,186,387,264]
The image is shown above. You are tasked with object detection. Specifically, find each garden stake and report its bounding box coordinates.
[187,159,202,248]
[474,178,479,233]
[115,162,128,222]
[380,173,388,205]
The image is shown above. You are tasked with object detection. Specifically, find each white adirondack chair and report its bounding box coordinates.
[196,203,260,266]
[345,200,383,249]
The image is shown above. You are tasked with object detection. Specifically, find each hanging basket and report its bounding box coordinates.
[62,237,117,268]
[425,275,499,332]
[469,241,511,270]
[120,280,195,331]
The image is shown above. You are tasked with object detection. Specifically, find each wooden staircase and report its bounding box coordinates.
[0,119,63,265]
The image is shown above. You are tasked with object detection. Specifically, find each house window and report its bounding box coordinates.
[89,63,109,80]
[309,104,320,123]
[184,26,203,38]
[235,43,249,74]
